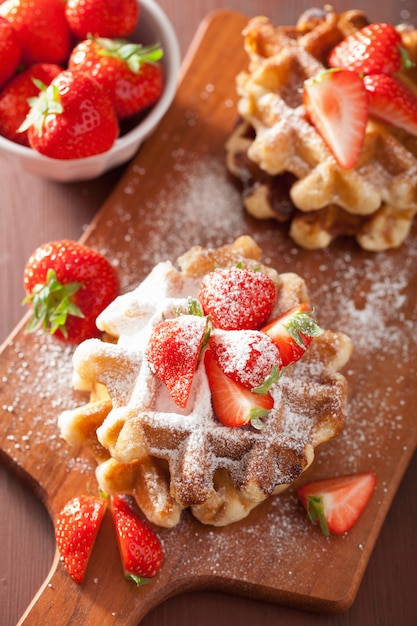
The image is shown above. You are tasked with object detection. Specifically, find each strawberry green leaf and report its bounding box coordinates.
[23,268,84,338]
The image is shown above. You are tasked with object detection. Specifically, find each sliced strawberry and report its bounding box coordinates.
[198,266,277,331]
[55,495,106,584]
[110,495,164,585]
[364,73,417,137]
[204,349,273,429]
[328,22,410,75]
[261,303,322,367]
[303,69,368,169]
[298,472,377,536]
[209,328,281,391]
[146,314,209,408]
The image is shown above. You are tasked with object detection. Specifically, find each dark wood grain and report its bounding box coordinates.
[1,2,417,626]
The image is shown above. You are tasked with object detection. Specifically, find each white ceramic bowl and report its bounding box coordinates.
[0,0,181,182]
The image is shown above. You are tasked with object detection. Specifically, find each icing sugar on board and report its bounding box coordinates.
[0,11,416,625]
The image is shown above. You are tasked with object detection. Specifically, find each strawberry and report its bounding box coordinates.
[364,73,417,137]
[146,313,209,408]
[0,16,21,89]
[68,37,164,121]
[328,22,410,75]
[0,0,72,67]
[209,328,281,391]
[23,240,120,344]
[198,267,277,331]
[204,348,273,429]
[303,68,368,169]
[261,303,322,367]
[0,63,62,146]
[55,495,107,584]
[65,0,139,39]
[19,70,119,159]
[298,472,377,536]
[110,494,164,585]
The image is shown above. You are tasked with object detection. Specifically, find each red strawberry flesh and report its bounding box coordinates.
[110,495,164,584]
[55,495,106,584]
[298,472,377,536]
[303,69,368,169]
[204,348,273,429]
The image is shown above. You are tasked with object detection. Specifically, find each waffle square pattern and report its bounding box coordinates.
[226,8,417,250]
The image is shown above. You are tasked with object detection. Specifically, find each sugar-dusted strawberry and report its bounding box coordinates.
[298,472,377,536]
[261,303,322,367]
[328,22,410,75]
[146,313,209,408]
[68,37,164,121]
[364,73,417,137]
[204,348,273,429]
[19,70,119,159]
[65,0,139,39]
[209,328,281,391]
[0,16,21,89]
[0,63,62,146]
[303,69,368,169]
[0,0,72,67]
[110,494,164,585]
[23,240,120,344]
[199,267,277,332]
[55,495,107,584]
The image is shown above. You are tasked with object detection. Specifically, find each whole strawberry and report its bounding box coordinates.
[110,495,164,585]
[0,16,21,89]
[55,495,107,584]
[19,70,119,159]
[0,0,72,67]
[23,240,120,344]
[0,63,62,146]
[199,266,277,331]
[328,22,410,75]
[68,37,164,120]
[65,0,139,39]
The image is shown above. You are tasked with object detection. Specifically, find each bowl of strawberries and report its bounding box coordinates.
[0,0,181,181]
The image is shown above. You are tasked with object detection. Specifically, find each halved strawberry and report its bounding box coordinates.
[198,266,277,331]
[110,495,164,585]
[298,472,377,536]
[303,68,368,169]
[328,22,410,75]
[209,328,281,391]
[204,349,273,429]
[364,73,417,137]
[55,495,107,584]
[146,314,209,408]
[261,303,322,367]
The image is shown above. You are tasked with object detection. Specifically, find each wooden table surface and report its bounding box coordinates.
[2,1,417,625]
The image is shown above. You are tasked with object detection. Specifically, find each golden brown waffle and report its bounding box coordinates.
[59,236,353,527]
[225,8,417,250]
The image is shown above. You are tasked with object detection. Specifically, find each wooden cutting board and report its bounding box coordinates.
[1,10,417,625]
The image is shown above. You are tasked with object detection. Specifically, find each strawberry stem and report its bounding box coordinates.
[249,407,270,430]
[285,313,322,348]
[23,268,84,337]
[305,495,330,537]
[126,573,151,586]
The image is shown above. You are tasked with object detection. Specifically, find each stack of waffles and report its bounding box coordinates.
[226,8,417,250]
[59,237,353,527]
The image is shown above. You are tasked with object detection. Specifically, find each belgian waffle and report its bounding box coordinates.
[59,237,353,527]
[225,8,417,250]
